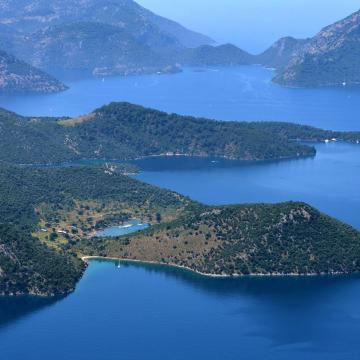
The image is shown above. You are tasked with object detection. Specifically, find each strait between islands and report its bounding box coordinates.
[0,102,360,296]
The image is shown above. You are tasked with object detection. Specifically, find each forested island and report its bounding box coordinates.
[79,202,360,277]
[1,161,360,296]
[1,102,360,165]
[0,101,360,296]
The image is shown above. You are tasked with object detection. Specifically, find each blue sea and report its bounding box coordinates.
[1,66,360,359]
[1,66,360,131]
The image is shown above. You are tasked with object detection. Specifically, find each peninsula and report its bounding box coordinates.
[1,102,360,165]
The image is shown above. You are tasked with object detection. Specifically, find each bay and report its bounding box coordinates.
[1,66,359,360]
[0,260,359,360]
[134,141,360,230]
[1,66,360,130]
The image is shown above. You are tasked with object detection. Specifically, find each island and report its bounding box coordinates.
[79,202,360,277]
[1,102,360,165]
[1,101,360,296]
[1,142,360,295]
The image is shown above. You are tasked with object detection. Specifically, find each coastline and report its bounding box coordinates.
[81,256,348,279]
[17,150,316,169]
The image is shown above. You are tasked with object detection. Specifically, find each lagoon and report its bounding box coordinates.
[95,220,150,238]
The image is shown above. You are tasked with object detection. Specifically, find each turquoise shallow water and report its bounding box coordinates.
[96,220,150,237]
[0,66,360,359]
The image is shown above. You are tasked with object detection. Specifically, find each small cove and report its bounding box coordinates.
[95,220,150,238]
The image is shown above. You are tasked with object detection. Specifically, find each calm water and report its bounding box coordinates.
[96,220,149,237]
[1,260,359,360]
[1,67,360,359]
[135,142,360,230]
[1,66,360,130]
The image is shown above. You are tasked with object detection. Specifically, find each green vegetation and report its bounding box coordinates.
[0,162,192,295]
[0,225,84,296]
[1,102,359,165]
[1,157,360,295]
[77,202,360,276]
[0,102,359,296]
[255,122,360,144]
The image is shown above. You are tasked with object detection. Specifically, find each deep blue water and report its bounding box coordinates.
[1,260,360,360]
[1,67,360,359]
[96,220,149,237]
[1,67,360,130]
[135,142,360,230]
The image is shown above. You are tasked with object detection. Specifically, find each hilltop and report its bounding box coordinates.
[2,102,360,165]
[1,162,360,295]
[86,202,360,276]
[0,102,320,164]
[260,10,360,87]
[0,163,192,295]
[23,22,178,76]
[179,44,254,67]
[0,0,213,76]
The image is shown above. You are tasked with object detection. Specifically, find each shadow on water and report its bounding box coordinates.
[98,259,360,353]
[99,259,360,300]
[130,154,314,172]
[0,296,62,332]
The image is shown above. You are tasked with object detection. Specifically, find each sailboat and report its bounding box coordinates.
[117,260,121,269]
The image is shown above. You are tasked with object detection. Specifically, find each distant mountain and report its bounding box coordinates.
[0,50,67,93]
[0,24,23,55]
[0,0,213,49]
[142,6,214,48]
[257,37,309,69]
[265,10,360,87]
[23,22,178,76]
[179,44,254,66]
[0,0,213,76]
